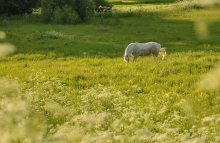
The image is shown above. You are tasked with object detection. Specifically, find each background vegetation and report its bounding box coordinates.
[0,0,220,142]
[0,0,40,15]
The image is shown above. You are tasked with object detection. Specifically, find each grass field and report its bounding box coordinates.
[0,1,220,142]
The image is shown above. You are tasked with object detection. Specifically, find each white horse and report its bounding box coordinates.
[124,42,166,63]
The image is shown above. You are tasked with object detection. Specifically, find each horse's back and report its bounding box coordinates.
[144,42,161,48]
[126,42,161,54]
[133,42,161,56]
[134,42,161,50]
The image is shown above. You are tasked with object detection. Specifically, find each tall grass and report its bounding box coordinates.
[0,55,220,142]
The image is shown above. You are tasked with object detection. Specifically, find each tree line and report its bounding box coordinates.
[0,0,111,24]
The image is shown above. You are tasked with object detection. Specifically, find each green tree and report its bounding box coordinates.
[41,0,111,24]
[0,0,40,15]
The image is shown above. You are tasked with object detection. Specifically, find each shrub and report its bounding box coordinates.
[41,6,53,23]
[74,0,95,22]
[0,0,40,15]
[93,0,112,18]
[93,0,112,11]
[53,5,80,24]
[41,0,95,24]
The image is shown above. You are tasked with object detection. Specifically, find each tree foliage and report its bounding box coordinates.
[93,0,112,11]
[41,0,111,24]
[0,0,40,15]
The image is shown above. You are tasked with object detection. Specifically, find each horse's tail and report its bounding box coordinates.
[124,43,133,63]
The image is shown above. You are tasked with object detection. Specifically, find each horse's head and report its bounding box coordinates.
[124,55,129,63]
[159,47,166,60]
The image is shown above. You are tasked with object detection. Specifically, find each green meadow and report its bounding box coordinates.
[0,0,220,142]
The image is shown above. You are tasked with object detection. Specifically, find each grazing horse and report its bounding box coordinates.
[124,42,166,63]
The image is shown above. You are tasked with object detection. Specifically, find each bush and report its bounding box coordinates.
[53,5,80,24]
[41,0,95,24]
[41,0,112,24]
[74,0,95,22]
[93,0,112,11]
[0,0,40,15]
[41,6,53,23]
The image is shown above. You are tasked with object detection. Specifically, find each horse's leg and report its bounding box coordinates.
[153,53,159,61]
[133,56,138,62]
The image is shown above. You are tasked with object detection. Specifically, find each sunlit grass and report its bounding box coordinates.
[113,3,174,11]
[0,53,220,142]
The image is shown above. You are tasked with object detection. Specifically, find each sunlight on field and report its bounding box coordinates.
[0,53,220,142]
[113,3,175,12]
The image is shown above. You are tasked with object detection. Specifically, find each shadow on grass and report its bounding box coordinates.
[1,10,220,59]
[110,0,178,5]
[111,2,141,5]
